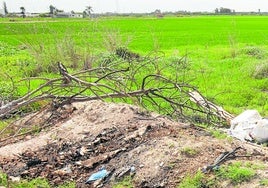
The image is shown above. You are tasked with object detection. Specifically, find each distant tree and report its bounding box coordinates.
[83,6,93,17]
[49,5,56,15]
[215,8,219,14]
[3,1,8,15]
[154,9,163,18]
[154,9,161,14]
[219,7,232,14]
[57,9,64,13]
[20,6,26,18]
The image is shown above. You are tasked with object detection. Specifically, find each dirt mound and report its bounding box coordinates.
[1,100,268,187]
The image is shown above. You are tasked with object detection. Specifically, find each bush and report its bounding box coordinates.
[243,46,266,59]
[0,81,17,102]
[252,62,268,79]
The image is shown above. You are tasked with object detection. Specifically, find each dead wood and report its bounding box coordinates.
[189,91,234,123]
[0,56,233,140]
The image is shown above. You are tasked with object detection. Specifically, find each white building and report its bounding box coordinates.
[0,8,5,16]
[55,12,83,18]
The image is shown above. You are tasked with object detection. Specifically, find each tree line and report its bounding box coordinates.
[1,1,93,18]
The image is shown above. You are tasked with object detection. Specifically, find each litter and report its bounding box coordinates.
[85,167,109,184]
[113,166,136,180]
[229,110,268,143]
[202,147,247,173]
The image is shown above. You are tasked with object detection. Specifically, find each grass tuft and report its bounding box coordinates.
[242,46,266,59]
[209,128,229,139]
[178,171,205,188]
[260,179,268,186]
[113,176,133,188]
[252,62,268,79]
[180,147,199,157]
[217,162,255,184]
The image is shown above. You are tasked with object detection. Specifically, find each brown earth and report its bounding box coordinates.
[1,100,268,187]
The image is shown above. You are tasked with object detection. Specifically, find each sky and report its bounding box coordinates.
[2,0,268,13]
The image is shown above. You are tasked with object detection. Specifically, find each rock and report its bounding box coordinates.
[79,146,88,156]
[113,166,135,180]
[9,176,20,182]
[53,165,72,175]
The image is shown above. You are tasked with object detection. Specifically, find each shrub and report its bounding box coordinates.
[252,62,268,79]
[0,81,17,102]
[243,46,266,59]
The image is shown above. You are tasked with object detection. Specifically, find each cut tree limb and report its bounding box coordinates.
[189,91,234,123]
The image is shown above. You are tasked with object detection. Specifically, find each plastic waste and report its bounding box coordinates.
[229,110,261,141]
[250,119,268,143]
[229,110,268,143]
[85,167,109,184]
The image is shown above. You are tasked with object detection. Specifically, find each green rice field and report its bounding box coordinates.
[1,16,268,115]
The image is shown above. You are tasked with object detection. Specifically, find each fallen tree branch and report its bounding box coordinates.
[0,55,234,140]
[189,91,234,123]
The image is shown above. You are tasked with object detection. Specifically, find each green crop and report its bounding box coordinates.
[1,16,268,115]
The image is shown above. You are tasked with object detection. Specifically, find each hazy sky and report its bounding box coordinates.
[3,0,268,13]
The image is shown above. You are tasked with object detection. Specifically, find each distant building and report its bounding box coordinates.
[55,12,83,18]
[25,12,40,17]
[70,13,83,18]
[0,8,5,16]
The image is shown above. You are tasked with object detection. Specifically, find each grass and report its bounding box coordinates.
[216,162,256,184]
[209,128,230,140]
[178,171,205,188]
[0,172,76,188]
[1,16,268,115]
[113,176,133,188]
[1,15,268,188]
[260,179,268,186]
[178,162,258,187]
[180,147,199,157]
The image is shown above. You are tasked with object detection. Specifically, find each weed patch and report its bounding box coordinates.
[178,171,206,188]
[180,147,199,157]
[113,176,133,188]
[260,179,268,186]
[217,162,255,184]
[242,46,266,59]
[252,62,268,79]
[209,128,229,139]
[0,172,75,188]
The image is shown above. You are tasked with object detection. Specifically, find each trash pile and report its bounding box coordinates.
[229,110,268,143]
[0,101,267,187]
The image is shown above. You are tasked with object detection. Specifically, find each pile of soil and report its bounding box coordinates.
[0,100,268,187]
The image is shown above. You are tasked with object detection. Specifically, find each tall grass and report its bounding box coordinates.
[1,16,268,115]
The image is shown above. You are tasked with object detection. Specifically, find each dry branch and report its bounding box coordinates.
[0,56,233,141]
[189,91,234,123]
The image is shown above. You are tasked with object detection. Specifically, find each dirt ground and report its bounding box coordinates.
[1,100,268,187]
